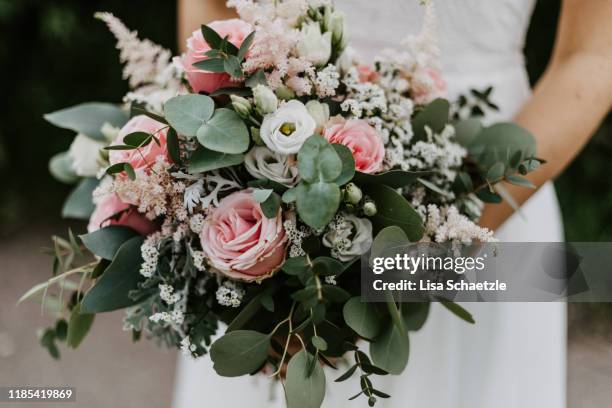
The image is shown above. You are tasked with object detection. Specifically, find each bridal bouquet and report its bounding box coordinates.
[23,1,541,406]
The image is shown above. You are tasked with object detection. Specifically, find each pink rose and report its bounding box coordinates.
[88,193,158,236]
[182,19,252,94]
[413,68,447,103]
[109,115,169,172]
[323,118,385,174]
[200,190,287,281]
[357,64,378,83]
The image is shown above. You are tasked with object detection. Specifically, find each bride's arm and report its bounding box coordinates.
[178,0,236,51]
[479,0,612,230]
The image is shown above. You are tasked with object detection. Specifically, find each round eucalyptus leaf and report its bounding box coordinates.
[453,117,483,146]
[164,94,214,137]
[210,330,270,377]
[369,324,409,375]
[286,350,326,408]
[298,136,342,183]
[296,182,341,229]
[343,297,382,339]
[196,108,250,154]
[412,98,450,141]
[331,144,355,185]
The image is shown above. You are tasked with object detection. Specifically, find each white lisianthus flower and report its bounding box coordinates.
[68,134,106,177]
[259,100,316,154]
[253,85,278,115]
[306,100,330,132]
[297,23,332,67]
[245,147,299,187]
[323,214,373,262]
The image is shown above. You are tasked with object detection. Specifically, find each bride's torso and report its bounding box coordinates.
[338,0,536,121]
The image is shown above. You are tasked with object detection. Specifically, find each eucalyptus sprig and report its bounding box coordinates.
[193,25,255,79]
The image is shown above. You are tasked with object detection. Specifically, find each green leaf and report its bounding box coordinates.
[370,226,410,264]
[252,189,273,203]
[66,303,95,348]
[54,319,68,341]
[238,31,255,61]
[296,182,341,229]
[505,174,535,189]
[260,294,275,312]
[417,177,453,198]
[281,256,311,276]
[331,144,356,185]
[245,70,267,88]
[438,299,475,324]
[412,98,450,141]
[224,55,243,78]
[44,102,128,141]
[261,192,281,218]
[486,162,506,181]
[210,330,270,377]
[164,94,214,137]
[130,103,168,124]
[62,178,98,220]
[363,184,424,241]
[476,187,502,203]
[343,297,381,339]
[311,336,328,351]
[353,170,430,189]
[321,285,350,302]
[453,118,483,146]
[167,128,182,165]
[370,324,409,375]
[49,152,78,184]
[226,292,266,332]
[123,131,152,147]
[282,188,298,203]
[80,226,139,260]
[401,302,430,331]
[124,163,136,180]
[312,257,344,277]
[200,24,223,49]
[467,123,536,171]
[188,146,244,173]
[298,136,342,183]
[335,364,358,382]
[247,179,288,193]
[286,350,326,408]
[81,236,147,313]
[192,58,226,73]
[196,108,250,154]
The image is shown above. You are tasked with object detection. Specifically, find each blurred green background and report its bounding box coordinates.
[0,0,610,332]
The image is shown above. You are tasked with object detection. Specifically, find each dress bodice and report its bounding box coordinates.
[336,0,537,118]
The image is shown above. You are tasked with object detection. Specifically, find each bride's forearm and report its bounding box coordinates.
[178,0,236,51]
[479,0,612,231]
[479,53,612,230]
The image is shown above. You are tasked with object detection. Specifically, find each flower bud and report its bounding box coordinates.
[253,85,278,115]
[344,182,363,205]
[330,10,347,48]
[230,95,252,119]
[250,126,264,146]
[275,85,296,101]
[297,23,332,67]
[363,200,377,217]
[305,100,330,131]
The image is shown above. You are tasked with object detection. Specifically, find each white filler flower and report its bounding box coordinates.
[259,100,316,154]
[68,134,106,177]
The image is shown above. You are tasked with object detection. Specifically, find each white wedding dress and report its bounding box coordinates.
[173,1,566,407]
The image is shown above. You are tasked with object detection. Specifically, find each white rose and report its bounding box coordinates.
[259,100,316,154]
[244,147,299,187]
[297,23,332,67]
[68,134,106,177]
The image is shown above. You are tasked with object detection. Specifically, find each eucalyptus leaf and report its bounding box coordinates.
[167,128,182,165]
[412,98,450,141]
[238,31,255,61]
[49,151,78,184]
[505,174,535,189]
[438,299,475,324]
[196,108,250,154]
[79,226,139,260]
[44,102,128,141]
[252,189,274,203]
[200,24,223,49]
[331,144,356,185]
[62,178,98,220]
[261,192,281,218]
[164,94,214,137]
[192,58,226,73]
[81,236,147,313]
[453,117,483,146]
[298,136,342,183]
[296,182,341,229]
[210,330,270,377]
[66,303,95,348]
[370,324,409,375]
[343,297,381,339]
[247,179,288,193]
[401,302,430,331]
[286,350,326,408]
[188,146,244,173]
[467,123,536,171]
